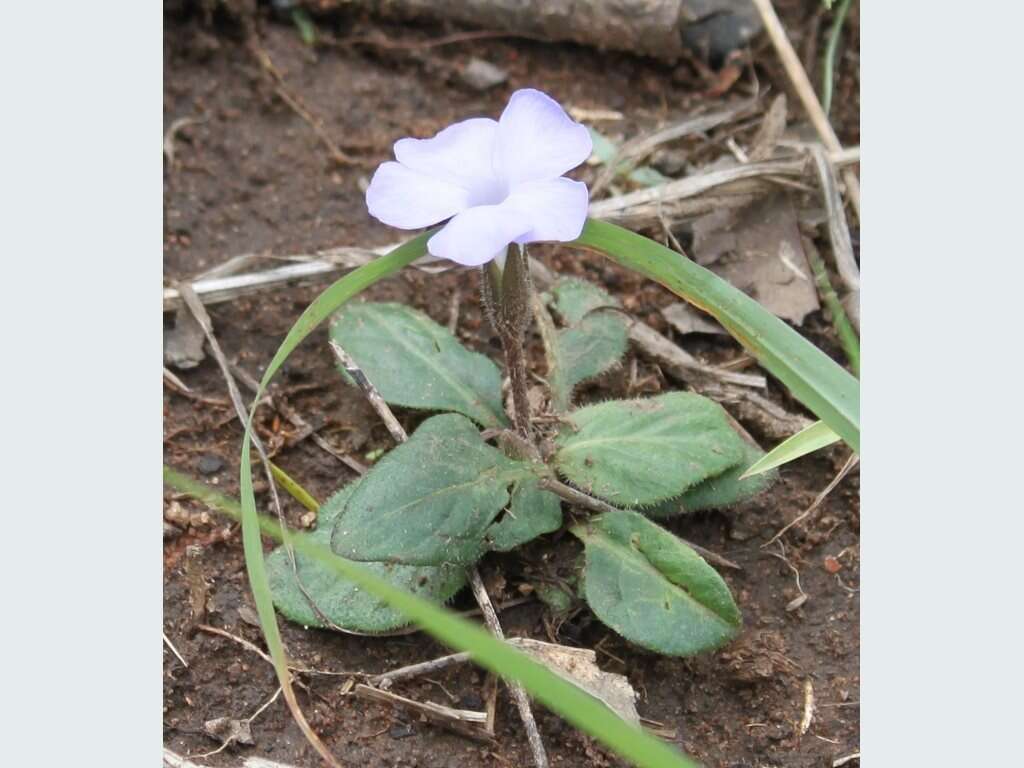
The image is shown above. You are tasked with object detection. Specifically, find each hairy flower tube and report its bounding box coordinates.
[365,88,593,267]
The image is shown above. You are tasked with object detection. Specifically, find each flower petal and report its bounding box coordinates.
[365,161,471,229]
[394,118,501,202]
[427,204,532,267]
[504,177,590,244]
[495,89,593,186]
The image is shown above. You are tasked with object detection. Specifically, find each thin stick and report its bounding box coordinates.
[195,624,366,677]
[749,0,860,219]
[176,284,342,768]
[244,30,357,167]
[469,569,549,768]
[163,244,395,311]
[764,452,859,546]
[590,100,757,198]
[329,340,408,443]
[589,157,803,219]
[809,146,859,292]
[628,321,765,389]
[809,144,860,331]
[353,684,493,743]
[537,478,742,571]
[164,748,302,768]
[371,651,473,688]
[163,631,189,668]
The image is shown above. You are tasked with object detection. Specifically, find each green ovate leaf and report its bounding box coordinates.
[485,477,563,552]
[553,392,747,506]
[331,413,533,566]
[644,441,777,518]
[739,420,841,479]
[571,510,741,656]
[573,219,860,452]
[548,277,620,325]
[542,278,628,412]
[268,483,466,633]
[551,313,629,412]
[330,302,507,428]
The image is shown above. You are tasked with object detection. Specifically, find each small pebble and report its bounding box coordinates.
[198,454,224,475]
[459,58,508,91]
[388,722,415,739]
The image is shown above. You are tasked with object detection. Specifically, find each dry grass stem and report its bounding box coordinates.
[749,0,860,219]
[329,340,409,444]
[469,569,550,767]
[765,452,860,546]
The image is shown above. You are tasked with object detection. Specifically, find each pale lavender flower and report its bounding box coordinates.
[365,88,592,267]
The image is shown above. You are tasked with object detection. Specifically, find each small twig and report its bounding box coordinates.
[628,320,766,389]
[766,540,808,612]
[590,100,757,198]
[163,116,206,167]
[371,651,473,688]
[469,569,549,768]
[163,366,191,393]
[197,623,276,666]
[244,30,357,167]
[163,244,396,311]
[749,0,860,219]
[447,288,461,334]
[195,624,365,677]
[764,452,859,546]
[353,684,493,743]
[330,340,408,443]
[833,752,861,767]
[589,157,804,220]
[809,144,860,331]
[537,478,742,571]
[326,28,541,51]
[800,679,816,735]
[164,748,302,768]
[163,631,189,668]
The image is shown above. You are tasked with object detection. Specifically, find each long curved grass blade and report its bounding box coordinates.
[237,233,432,768]
[165,467,696,768]
[573,218,860,452]
[739,420,842,479]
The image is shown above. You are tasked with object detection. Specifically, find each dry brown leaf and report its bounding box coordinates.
[748,94,788,162]
[511,638,639,725]
[690,193,820,325]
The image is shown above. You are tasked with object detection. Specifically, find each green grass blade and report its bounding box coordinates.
[573,218,860,452]
[269,461,321,512]
[165,467,696,768]
[236,233,432,767]
[738,420,842,479]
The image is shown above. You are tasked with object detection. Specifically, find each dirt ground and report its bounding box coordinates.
[163,3,860,766]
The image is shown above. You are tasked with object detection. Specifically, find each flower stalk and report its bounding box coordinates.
[481,244,534,438]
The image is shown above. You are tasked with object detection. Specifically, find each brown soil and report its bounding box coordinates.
[164,4,860,767]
